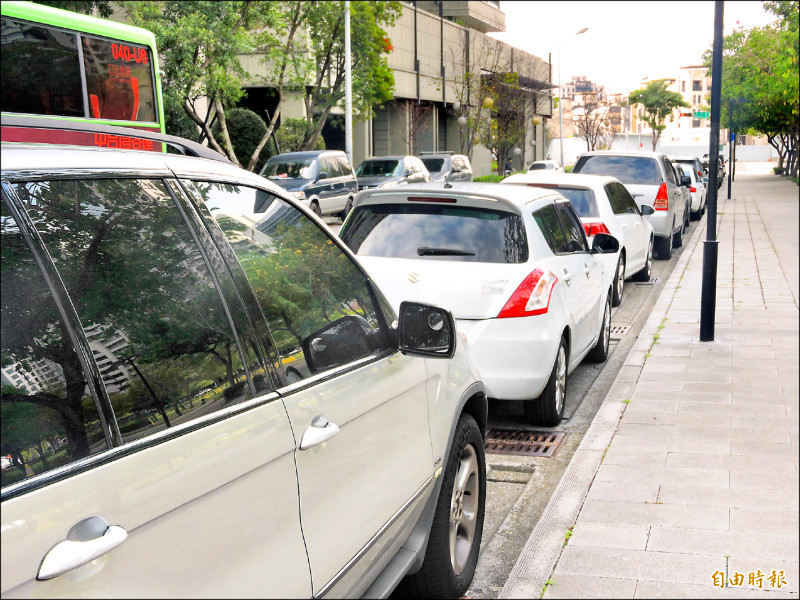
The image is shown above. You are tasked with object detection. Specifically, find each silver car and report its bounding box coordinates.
[572,150,690,259]
[355,155,430,190]
[420,152,473,183]
[1,122,487,598]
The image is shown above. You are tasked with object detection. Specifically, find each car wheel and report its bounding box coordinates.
[400,413,485,598]
[684,204,691,230]
[632,238,653,282]
[524,336,567,426]
[340,197,353,221]
[587,293,611,363]
[673,218,683,249]
[310,201,322,217]
[612,255,625,307]
[655,232,672,260]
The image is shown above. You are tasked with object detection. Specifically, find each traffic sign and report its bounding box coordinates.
[694,111,710,118]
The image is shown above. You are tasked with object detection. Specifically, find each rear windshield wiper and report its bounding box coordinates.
[417,247,476,256]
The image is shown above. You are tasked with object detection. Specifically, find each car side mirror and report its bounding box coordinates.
[452,165,461,172]
[397,302,456,358]
[639,204,655,216]
[591,232,620,254]
[301,315,378,374]
[317,172,328,181]
[680,175,692,187]
[702,177,709,184]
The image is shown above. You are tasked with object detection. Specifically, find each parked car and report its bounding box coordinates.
[258,149,358,219]
[670,162,693,235]
[572,150,690,260]
[703,152,726,188]
[675,162,707,220]
[420,151,473,183]
[1,120,488,599]
[528,159,564,173]
[355,155,430,190]
[501,173,655,306]
[339,182,619,427]
[670,156,707,220]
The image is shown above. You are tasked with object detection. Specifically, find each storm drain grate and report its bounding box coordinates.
[485,429,567,458]
[636,277,661,286]
[610,325,632,336]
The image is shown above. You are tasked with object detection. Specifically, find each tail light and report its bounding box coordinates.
[497,269,558,318]
[690,187,697,193]
[583,222,610,237]
[654,182,669,211]
[697,170,703,179]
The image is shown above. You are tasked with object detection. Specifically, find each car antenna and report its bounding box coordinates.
[443,182,453,189]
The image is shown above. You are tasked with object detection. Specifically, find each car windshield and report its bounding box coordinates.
[526,186,599,217]
[529,163,552,170]
[340,204,528,264]
[421,158,446,173]
[357,160,403,177]
[573,155,661,185]
[262,159,315,180]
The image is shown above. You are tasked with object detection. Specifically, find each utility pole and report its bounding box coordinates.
[700,0,724,342]
[345,1,353,167]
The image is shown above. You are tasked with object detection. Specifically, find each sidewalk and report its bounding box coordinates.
[500,164,799,599]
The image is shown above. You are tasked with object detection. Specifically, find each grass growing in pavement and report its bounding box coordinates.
[563,527,573,545]
[540,579,556,598]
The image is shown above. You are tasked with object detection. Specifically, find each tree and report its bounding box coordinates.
[572,93,612,152]
[480,72,528,175]
[394,100,433,154]
[34,1,113,18]
[628,80,688,151]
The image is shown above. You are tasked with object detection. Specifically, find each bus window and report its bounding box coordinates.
[82,36,156,123]
[0,17,84,118]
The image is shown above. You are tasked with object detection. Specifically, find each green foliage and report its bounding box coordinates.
[33,1,113,18]
[474,175,505,183]
[213,108,268,171]
[275,118,326,154]
[628,80,688,151]
[564,165,573,173]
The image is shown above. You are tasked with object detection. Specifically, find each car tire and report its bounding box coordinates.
[340,197,353,221]
[524,336,567,427]
[612,255,625,307]
[684,205,691,230]
[400,413,485,599]
[587,293,611,363]
[673,219,683,249]
[310,201,322,217]
[655,232,672,260]
[632,238,653,282]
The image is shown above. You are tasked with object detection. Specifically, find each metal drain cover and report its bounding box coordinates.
[485,429,567,458]
[610,325,631,336]
[636,277,661,285]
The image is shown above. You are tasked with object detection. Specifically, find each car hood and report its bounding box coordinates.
[358,256,530,320]
[265,177,310,192]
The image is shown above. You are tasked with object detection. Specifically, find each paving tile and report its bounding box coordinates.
[543,574,636,599]
[601,447,668,468]
[634,580,798,598]
[665,452,798,473]
[594,464,729,488]
[647,527,799,562]
[585,480,660,503]
[730,469,799,491]
[568,522,650,551]
[731,440,797,458]
[730,507,800,534]
[657,483,799,511]
[727,557,799,594]
[616,423,675,439]
[578,499,729,531]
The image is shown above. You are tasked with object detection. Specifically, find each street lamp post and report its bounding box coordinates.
[558,27,589,168]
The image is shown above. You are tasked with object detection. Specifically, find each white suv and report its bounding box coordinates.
[0,121,487,598]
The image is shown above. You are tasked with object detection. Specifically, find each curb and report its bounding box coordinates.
[498,214,708,599]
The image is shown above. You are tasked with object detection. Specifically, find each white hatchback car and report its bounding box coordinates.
[339,183,620,426]
[528,159,564,173]
[501,173,655,306]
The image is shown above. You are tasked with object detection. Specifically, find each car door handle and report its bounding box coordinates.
[300,414,340,450]
[562,268,571,285]
[584,264,592,277]
[38,516,127,580]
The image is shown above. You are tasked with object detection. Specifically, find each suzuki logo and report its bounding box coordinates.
[408,272,421,284]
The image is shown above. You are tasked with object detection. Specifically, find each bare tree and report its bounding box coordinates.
[394,100,433,154]
[572,93,612,152]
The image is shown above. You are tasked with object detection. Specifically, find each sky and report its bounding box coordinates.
[490,1,778,94]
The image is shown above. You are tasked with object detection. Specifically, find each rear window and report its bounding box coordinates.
[356,160,403,177]
[528,163,551,171]
[421,158,445,173]
[526,185,598,217]
[573,155,662,185]
[340,204,528,264]
[262,158,315,180]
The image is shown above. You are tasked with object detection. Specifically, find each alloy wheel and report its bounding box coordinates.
[449,444,480,575]
[554,344,567,416]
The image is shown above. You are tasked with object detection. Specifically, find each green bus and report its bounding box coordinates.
[1,1,165,150]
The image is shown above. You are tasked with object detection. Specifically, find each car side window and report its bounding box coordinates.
[336,157,354,178]
[11,178,257,445]
[533,203,569,254]
[555,202,589,253]
[603,183,625,215]
[1,198,108,488]
[186,181,393,383]
[662,158,676,184]
[320,158,337,179]
[615,182,641,214]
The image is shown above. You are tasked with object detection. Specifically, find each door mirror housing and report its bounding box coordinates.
[680,175,692,187]
[317,172,329,181]
[591,232,620,254]
[639,204,655,216]
[397,302,456,358]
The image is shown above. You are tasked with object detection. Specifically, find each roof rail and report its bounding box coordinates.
[419,150,454,155]
[1,115,233,164]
